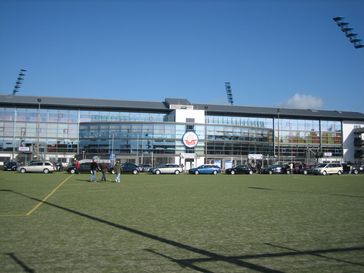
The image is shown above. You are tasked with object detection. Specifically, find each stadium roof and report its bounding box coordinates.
[1,95,364,121]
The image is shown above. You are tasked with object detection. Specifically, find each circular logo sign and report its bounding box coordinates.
[182,131,198,148]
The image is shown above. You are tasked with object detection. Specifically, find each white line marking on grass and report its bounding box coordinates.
[26,175,73,216]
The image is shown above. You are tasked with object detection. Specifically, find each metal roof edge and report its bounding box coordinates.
[1,95,364,121]
[0,95,169,112]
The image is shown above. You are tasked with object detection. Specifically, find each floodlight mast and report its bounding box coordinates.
[225,82,234,105]
[12,69,27,95]
[333,16,364,49]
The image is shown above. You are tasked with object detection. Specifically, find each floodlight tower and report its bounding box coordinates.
[225,82,234,105]
[12,69,27,95]
[333,16,364,49]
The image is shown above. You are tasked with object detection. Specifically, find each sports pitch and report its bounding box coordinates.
[1,172,364,273]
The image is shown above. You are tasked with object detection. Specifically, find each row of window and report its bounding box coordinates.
[0,107,344,160]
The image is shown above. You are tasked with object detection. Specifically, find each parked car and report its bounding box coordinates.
[3,161,20,171]
[302,165,317,175]
[139,164,152,172]
[260,164,290,174]
[292,164,316,175]
[312,163,343,175]
[343,163,364,175]
[67,162,115,174]
[189,164,221,175]
[17,161,56,174]
[67,162,92,174]
[225,165,254,175]
[150,164,183,175]
[356,164,364,174]
[121,162,139,174]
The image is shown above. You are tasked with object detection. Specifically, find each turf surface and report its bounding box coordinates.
[1,171,363,272]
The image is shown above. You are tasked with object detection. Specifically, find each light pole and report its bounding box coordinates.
[36,98,42,159]
[12,69,27,95]
[333,17,364,49]
[277,108,280,163]
[204,106,208,164]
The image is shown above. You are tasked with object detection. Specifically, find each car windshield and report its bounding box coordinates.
[316,164,327,168]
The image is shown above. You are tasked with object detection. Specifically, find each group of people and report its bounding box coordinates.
[89,159,122,183]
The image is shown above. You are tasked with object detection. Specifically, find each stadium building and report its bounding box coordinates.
[1,95,364,169]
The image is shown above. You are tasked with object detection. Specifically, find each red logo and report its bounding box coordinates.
[182,132,198,148]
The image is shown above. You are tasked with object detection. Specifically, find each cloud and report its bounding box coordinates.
[282,93,323,109]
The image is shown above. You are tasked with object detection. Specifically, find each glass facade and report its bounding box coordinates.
[275,119,342,162]
[0,108,79,159]
[0,105,344,165]
[206,116,274,157]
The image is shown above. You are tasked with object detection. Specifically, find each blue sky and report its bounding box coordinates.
[1,0,363,112]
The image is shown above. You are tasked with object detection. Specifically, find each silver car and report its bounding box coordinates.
[151,164,183,175]
[17,161,56,174]
[312,163,343,175]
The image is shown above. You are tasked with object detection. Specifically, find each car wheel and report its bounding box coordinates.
[20,168,26,173]
[132,169,138,175]
[43,168,49,174]
[213,170,217,175]
[175,170,180,175]
[195,170,199,175]
[70,169,75,174]
[230,170,235,175]
[249,170,253,175]
[155,170,161,175]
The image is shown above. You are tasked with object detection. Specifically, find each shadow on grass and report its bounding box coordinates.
[166,243,364,268]
[2,189,364,273]
[248,187,274,191]
[6,253,35,273]
[248,187,364,199]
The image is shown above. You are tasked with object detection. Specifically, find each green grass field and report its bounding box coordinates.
[1,171,363,273]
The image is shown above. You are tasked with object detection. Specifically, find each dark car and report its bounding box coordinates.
[67,162,92,174]
[260,164,290,174]
[121,162,139,174]
[292,164,315,175]
[3,161,19,171]
[189,164,221,175]
[225,165,254,175]
[346,164,364,175]
[139,164,152,172]
[67,162,115,174]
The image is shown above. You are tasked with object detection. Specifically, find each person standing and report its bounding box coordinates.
[100,162,108,182]
[90,159,98,182]
[114,160,122,183]
[75,160,81,174]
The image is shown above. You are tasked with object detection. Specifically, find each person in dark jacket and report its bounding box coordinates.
[90,160,98,182]
[100,162,108,182]
[114,160,122,183]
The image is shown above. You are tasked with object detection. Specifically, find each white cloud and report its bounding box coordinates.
[282,93,323,109]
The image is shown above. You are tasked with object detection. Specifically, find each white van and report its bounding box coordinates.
[313,163,343,175]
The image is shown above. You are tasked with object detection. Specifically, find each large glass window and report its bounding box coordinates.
[275,118,320,145]
[321,120,342,145]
